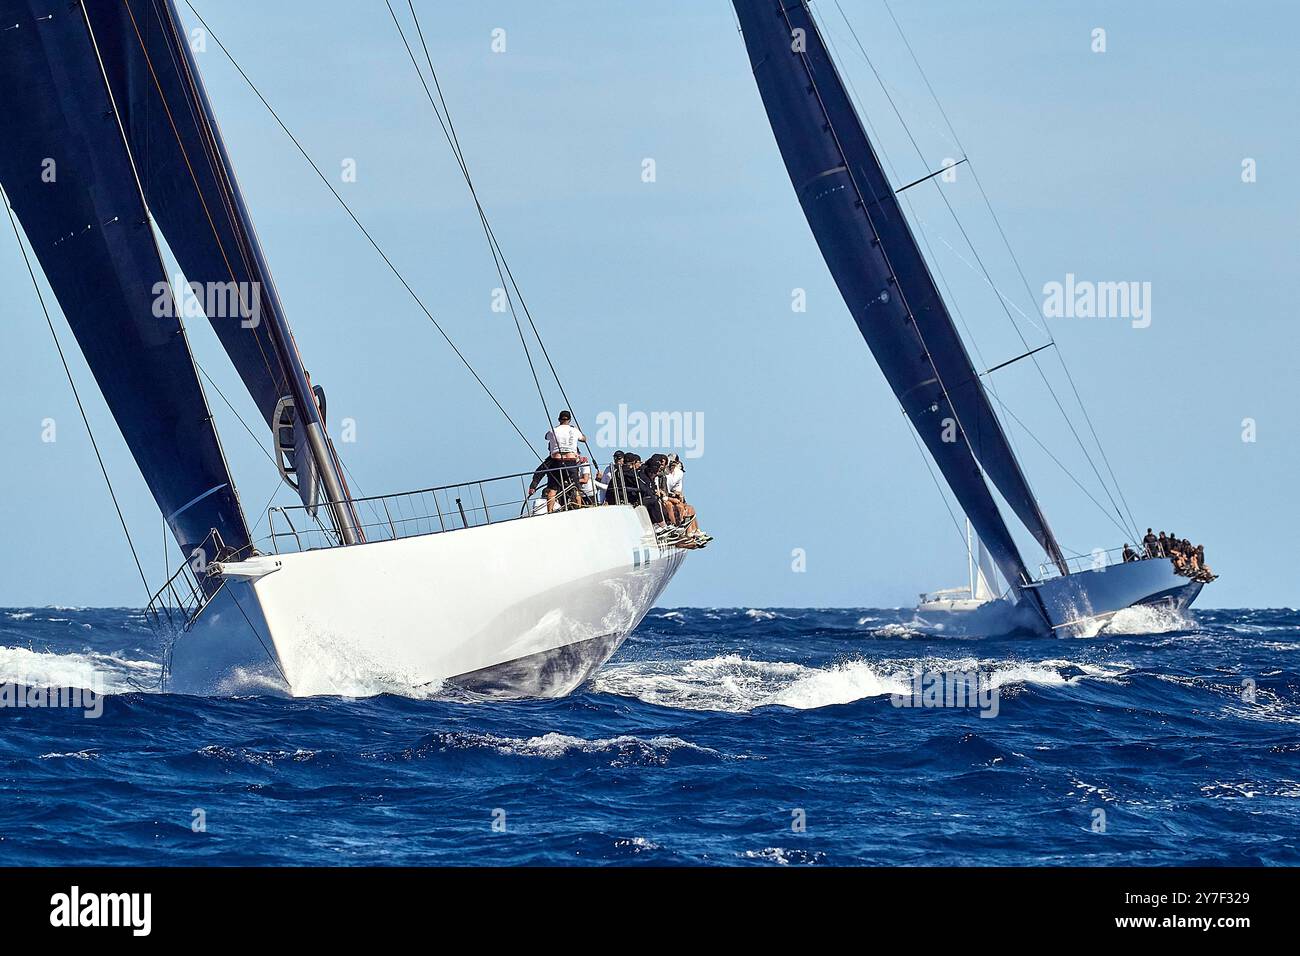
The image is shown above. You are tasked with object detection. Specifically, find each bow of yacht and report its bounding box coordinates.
[155,476,687,698]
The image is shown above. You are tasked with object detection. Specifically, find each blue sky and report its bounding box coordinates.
[1,0,1295,608]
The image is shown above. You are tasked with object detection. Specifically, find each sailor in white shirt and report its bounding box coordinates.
[664,459,685,499]
[545,411,585,456]
[578,457,601,504]
[543,410,585,506]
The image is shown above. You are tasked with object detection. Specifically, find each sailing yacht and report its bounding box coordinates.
[731,1,1209,635]
[917,522,1001,615]
[0,0,688,697]
[913,521,1045,635]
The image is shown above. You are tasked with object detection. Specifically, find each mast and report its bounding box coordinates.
[966,520,975,600]
[83,0,362,545]
[732,0,1068,586]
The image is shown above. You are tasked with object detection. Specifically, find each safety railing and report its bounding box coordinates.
[265,466,597,555]
[143,529,241,634]
[917,586,973,604]
[144,557,206,635]
[1038,544,1156,580]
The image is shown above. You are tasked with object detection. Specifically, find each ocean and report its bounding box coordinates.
[0,605,1295,866]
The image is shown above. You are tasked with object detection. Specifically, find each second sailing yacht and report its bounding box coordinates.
[731,0,1210,635]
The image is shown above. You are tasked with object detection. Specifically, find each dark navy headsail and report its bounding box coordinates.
[81,0,360,539]
[0,0,251,564]
[732,0,1066,586]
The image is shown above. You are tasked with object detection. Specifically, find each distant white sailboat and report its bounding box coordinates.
[917,521,1001,615]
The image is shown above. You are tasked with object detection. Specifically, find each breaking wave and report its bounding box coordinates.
[1102,604,1197,635]
[591,653,1123,713]
[0,644,159,695]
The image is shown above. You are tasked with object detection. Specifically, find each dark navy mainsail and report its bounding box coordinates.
[0,0,251,563]
[732,0,1066,585]
[80,0,360,539]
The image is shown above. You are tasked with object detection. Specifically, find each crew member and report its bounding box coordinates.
[527,455,565,513]
[544,411,585,509]
[1142,528,1159,559]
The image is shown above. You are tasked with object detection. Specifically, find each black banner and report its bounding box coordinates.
[0,866,1284,940]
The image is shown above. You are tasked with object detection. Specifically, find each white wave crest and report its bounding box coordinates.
[0,644,159,695]
[593,653,1124,713]
[1102,604,1196,635]
[410,731,719,763]
[487,731,717,759]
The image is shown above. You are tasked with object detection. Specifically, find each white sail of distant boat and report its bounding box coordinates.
[972,533,998,604]
[0,0,695,697]
[917,521,1001,614]
[731,0,1212,634]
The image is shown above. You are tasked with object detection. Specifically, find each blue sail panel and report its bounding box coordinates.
[0,1,251,564]
[733,0,1065,584]
[84,0,335,517]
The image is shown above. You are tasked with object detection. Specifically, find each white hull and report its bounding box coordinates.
[913,596,1047,637]
[1028,558,1204,636]
[917,597,994,614]
[165,505,684,698]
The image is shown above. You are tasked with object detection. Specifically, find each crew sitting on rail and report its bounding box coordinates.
[659,454,704,540]
[1122,543,1138,562]
[526,440,711,546]
[638,455,684,541]
[1152,531,1216,583]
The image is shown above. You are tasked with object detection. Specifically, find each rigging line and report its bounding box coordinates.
[883,50,1138,546]
[879,0,1140,539]
[384,1,552,430]
[819,24,1034,495]
[400,0,600,466]
[824,1,1064,539]
[826,26,1040,546]
[985,388,1133,543]
[402,0,601,466]
[923,228,1048,337]
[194,361,281,473]
[248,480,282,537]
[182,1,541,461]
[903,409,977,560]
[831,0,1131,543]
[2,191,152,603]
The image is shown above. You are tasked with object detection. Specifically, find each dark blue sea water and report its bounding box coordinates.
[0,605,1296,866]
